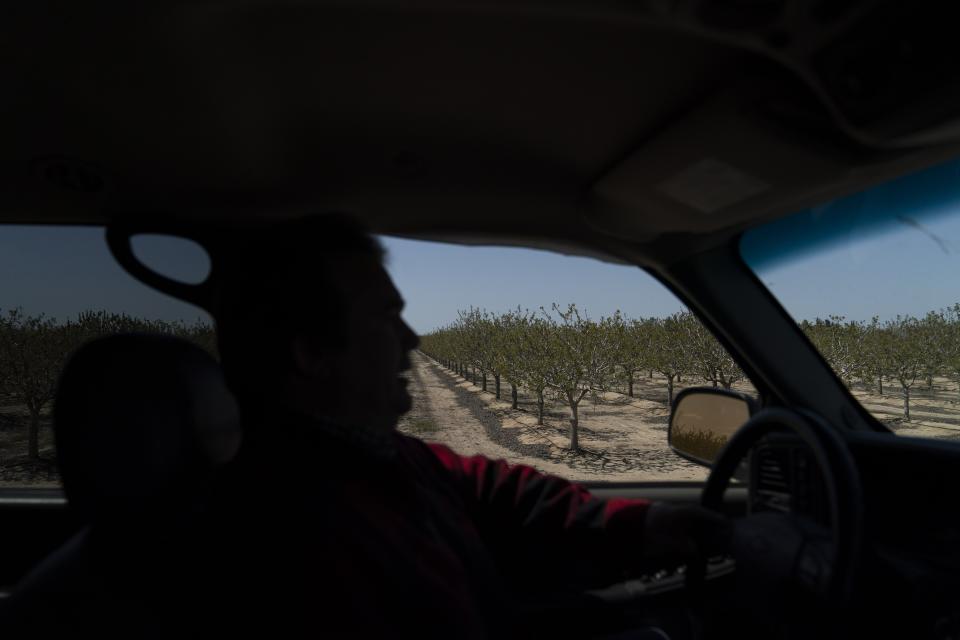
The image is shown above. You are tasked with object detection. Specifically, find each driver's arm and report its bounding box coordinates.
[428,442,662,588]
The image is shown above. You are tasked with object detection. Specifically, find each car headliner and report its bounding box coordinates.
[7,1,960,266]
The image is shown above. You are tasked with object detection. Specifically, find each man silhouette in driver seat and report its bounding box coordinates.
[208,215,730,639]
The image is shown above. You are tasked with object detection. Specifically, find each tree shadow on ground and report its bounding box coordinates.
[0,452,59,485]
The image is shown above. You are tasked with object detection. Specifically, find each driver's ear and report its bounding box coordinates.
[291,333,330,379]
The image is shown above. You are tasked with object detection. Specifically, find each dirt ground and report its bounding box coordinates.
[850,376,960,441]
[400,354,960,483]
[398,354,960,485]
[0,404,59,487]
[398,352,711,482]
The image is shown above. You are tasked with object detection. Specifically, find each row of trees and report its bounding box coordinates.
[422,302,960,453]
[0,309,215,459]
[4,301,957,459]
[419,305,744,452]
[802,305,960,420]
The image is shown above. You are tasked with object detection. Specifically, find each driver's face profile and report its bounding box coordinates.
[295,253,418,428]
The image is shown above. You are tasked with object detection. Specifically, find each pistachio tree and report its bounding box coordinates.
[942,304,960,398]
[919,311,948,392]
[618,318,653,397]
[803,316,864,388]
[647,313,690,406]
[681,312,743,389]
[541,304,623,452]
[515,312,553,426]
[0,310,81,458]
[859,317,890,395]
[884,315,926,420]
[491,309,528,408]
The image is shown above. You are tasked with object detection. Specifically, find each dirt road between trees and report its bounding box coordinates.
[399,351,708,482]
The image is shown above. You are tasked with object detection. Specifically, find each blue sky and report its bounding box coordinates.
[748,216,960,320]
[380,238,683,333]
[385,204,960,332]
[1,199,959,334]
[741,154,960,325]
[0,226,684,333]
[0,228,213,325]
[746,214,960,325]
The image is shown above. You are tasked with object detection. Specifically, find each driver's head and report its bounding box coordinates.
[214,215,419,434]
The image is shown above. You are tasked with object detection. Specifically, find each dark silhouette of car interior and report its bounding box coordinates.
[2,335,241,637]
[3,2,960,638]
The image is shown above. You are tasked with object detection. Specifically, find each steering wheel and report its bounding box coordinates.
[687,407,864,605]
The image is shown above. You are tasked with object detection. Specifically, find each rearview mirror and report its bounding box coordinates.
[668,388,756,467]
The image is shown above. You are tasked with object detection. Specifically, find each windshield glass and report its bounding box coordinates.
[741,156,960,440]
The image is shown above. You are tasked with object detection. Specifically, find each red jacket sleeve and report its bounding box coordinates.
[428,442,652,589]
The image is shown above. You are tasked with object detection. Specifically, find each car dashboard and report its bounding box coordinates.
[751,430,960,638]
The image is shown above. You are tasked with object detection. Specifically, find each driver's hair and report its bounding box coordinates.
[213,214,384,402]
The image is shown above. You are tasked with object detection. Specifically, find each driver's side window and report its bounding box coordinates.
[385,238,756,483]
[0,227,756,488]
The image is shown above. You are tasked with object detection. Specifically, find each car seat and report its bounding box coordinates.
[0,334,241,639]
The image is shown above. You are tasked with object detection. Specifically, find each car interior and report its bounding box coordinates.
[4,1,960,638]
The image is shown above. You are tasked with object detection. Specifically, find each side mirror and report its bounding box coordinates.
[668,387,757,467]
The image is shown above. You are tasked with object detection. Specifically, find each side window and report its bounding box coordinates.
[0,226,756,488]
[0,226,212,488]
[383,238,756,482]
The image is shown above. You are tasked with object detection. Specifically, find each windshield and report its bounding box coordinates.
[741,156,960,440]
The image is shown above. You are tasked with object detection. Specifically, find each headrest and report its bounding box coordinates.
[53,334,241,522]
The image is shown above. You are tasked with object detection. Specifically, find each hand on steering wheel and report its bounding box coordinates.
[686,408,863,606]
